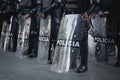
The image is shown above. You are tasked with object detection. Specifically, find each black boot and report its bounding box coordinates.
[47,60,52,64]
[29,53,37,58]
[76,65,88,73]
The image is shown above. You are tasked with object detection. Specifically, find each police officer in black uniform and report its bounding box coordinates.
[111,0,120,67]
[0,0,4,37]
[90,0,113,62]
[0,0,11,39]
[1,0,20,51]
[64,0,90,73]
[42,0,91,73]
[91,0,120,67]
[39,0,64,64]
[26,0,41,58]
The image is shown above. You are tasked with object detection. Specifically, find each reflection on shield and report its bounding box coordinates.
[16,16,30,58]
[37,15,51,62]
[51,14,84,73]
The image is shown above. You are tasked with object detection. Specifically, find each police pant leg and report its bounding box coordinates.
[32,36,39,56]
[48,23,60,61]
[115,35,120,62]
[80,35,88,66]
[27,36,34,55]
[0,14,5,37]
[0,20,3,37]
[12,35,18,51]
[113,16,120,63]
[28,35,39,57]
[48,31,53,61]
[53,23,60,48]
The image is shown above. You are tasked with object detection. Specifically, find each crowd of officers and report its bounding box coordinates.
[0,0,120,73]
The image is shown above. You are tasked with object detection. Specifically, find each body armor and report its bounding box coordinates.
[65,0,90,14]
[43,0,53,9]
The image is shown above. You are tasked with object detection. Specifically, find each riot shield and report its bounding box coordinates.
[16,15,30,58]
[37,15,51,62]
[8,16,19,51]
[0,16,13,51]
[51,14,84,73]
[91,15,116,62]
[0,21,8,51]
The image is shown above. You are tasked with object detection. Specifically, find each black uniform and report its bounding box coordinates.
[111,0,120,66]
[91,0,120,66]
[89,0,114,62]
[64,0,90,73]
[0,0,9,39]
[0,0,20,51]
[27,0,41,58]
[0,0,4,36]
[44,0,90,72]
[42,0,64,63]
[9,16,19,51]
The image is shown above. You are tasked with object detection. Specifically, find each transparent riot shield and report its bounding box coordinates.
[37,15,51,62]
[51,14,84,73]
[0,16,13,52]
[16,15,30,58]
[91,15,116,62]
[0,21,8,51]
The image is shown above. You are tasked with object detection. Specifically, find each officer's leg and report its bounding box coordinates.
[27,36,34,55]
[0,20,3,37]
[77,35,88,73]
[53,24,60,48]
[34,37,39,56]
[114,16,120,67]
[115,35,120,67]
[12,35,17,51]
[0,14,4,37]
[80,37,88,66]
[77,25,89,73]
[12,21,19,51]
[48,22,57,64]
[48,28,53,63]
[29,36,39,58]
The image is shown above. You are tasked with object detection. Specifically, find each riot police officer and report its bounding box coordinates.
[0,0,4,36]
[90,0,120,66]
[111,0,120,67]
[26,0,41,58]
[39,0,64,64]
[0,0,21,51]
[89,0,113,62]
[42,0,91,73]
[64,0,91,73]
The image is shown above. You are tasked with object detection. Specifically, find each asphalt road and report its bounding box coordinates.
[0,35,120,80]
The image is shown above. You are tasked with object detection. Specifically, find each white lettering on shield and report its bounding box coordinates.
[39,36,49,42]
[94,37,115,44]
[57,40,80,47]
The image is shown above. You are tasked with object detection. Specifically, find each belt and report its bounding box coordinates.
[65,8,81,14]
[65,4,79,9]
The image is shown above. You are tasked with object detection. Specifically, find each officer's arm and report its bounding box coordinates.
[42,1,61,16]
[87,0,101,15]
